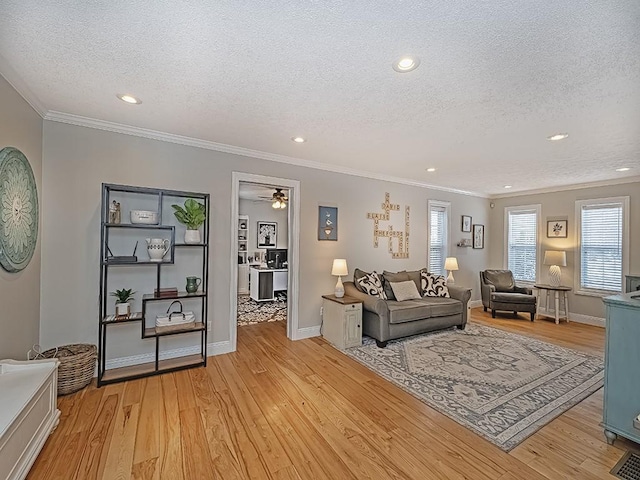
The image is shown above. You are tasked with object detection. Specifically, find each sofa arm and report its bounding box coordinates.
[344,282,389,317]
[481,282,495,306]
[447,285,472,326]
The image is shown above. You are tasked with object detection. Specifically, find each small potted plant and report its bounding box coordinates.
[172,198,206,244]
[111,288,135,316]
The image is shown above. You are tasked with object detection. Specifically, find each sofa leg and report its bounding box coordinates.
[491,309,496,318]
[514,311,518,317]
[483,306,487,312]
[456,323,466,330]
[375,340,388,348]
[530,312,535,322]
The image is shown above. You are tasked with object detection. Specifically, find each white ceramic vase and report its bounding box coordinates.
[116,303,130,316]
[185,229,201,244]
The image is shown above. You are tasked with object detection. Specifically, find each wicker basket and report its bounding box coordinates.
[36,344,97,395]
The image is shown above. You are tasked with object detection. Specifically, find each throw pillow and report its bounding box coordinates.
[406,270,422,293]
[382,271,410,300]
[390,280,422,302]
[420,270,450,298]
[356,271,387,299]
[353,268,370,294]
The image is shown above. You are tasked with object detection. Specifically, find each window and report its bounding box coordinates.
[576,197,629,295]
[504,205,540,283]
[428,201,450,276]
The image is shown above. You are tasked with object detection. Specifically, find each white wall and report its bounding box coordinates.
[488,182,640,320]
[40,121,489,355]
[0,75,43,359]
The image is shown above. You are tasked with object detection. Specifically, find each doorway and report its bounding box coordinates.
[230,173,300,351]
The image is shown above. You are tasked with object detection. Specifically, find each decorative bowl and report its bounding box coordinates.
[130,210,158,224]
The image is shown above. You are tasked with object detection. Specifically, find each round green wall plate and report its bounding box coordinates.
[0,147,39,272]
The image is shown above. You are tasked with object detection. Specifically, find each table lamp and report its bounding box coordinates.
[331,259,348,298]
[543,250,566,287]
[444,257,459,284]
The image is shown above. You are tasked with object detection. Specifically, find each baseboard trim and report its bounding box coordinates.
[469,300,483,309]
[105,340,233,370]
[294,326,321,340]
[569,313,605,328]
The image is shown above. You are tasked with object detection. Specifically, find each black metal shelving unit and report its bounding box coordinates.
[98,183,210,386]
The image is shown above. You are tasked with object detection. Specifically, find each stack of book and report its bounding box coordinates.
[154,287,178,298]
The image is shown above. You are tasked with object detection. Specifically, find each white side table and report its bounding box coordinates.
[321,295,362,349]
[534,284,572,324]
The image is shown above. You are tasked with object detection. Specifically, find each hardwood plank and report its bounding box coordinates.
[28,309,631,480]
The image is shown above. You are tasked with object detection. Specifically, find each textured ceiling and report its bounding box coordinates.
[1,1,639,196]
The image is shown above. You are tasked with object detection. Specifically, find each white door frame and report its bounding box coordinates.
[230,172,300,351]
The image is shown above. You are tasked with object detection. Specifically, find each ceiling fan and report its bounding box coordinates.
[259,188,288,209]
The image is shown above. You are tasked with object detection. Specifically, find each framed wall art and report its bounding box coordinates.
[318,206,338,241]
[547,220,567,238]
[257,221,277,248]
[473,224,484,249]
[461,215,472,232]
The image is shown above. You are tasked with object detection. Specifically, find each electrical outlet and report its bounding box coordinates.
[207,321,212,331]
[320,306,324,317]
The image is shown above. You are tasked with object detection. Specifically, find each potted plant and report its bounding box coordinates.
[172,198,206,244]
[111,288,135,316]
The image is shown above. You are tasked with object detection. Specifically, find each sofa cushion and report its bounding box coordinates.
[406,270,422,293]
[390,280,422,301]
[355,270,387,299]
[484,270,515,292]
[420,270,450,298]
[387,300,432,324]
[491,292,537,304]
[382,271,410,300]
[421,297,463,317]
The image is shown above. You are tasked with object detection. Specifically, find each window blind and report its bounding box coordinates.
[581,203,623,292]
[429,206,447,276]
[507,209,537,282]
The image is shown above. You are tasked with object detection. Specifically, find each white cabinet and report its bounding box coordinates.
[238,264,250,294]
[250,268,288,301]
[321,295,363,349]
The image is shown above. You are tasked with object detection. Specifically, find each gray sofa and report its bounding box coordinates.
[344,275,471,348]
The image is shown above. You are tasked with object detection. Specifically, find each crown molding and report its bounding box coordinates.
[43,110,487,198]
[489,175,640,199]
[0,55,48,118]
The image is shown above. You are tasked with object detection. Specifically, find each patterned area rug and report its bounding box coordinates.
[345,323,604,451]
[237,293,287,326]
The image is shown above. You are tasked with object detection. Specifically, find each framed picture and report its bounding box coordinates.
[473,224,484,249]
[461,215,472,232]
[257,222,277,248]
[318,206,338,241]
[547,220,567,238]
[626,275,640,293]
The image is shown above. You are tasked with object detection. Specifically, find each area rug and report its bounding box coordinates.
[344,323,604,451]
[237,293,287,326]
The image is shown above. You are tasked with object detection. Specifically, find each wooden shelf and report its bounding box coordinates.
[142,291,206,301]
[105,223,173,229]
[174,243,208,247]
[103,260,174,266]
[143,322,206,338]
[100,354,205,384]
[102,312,143,324]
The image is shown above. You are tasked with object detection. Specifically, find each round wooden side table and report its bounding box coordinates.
[533,284,572,324]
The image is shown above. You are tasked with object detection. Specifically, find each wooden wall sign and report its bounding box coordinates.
[366,193,410,259]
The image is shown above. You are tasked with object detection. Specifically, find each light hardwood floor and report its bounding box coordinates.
[28,308,635,479]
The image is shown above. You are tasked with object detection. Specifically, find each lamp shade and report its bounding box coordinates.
[444,257,459,271]
[331,259,348,276]
[543,250,566,267]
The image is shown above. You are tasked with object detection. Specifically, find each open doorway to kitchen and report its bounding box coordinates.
[230,173,300,351]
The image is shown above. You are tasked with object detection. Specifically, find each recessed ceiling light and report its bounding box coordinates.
[117,94,142,105]
[426,168,436,172]
[393,55,420,73]
[547,133,569,141]
[504,185,513,189]
[616,167,630,172]
[291,136,306,143]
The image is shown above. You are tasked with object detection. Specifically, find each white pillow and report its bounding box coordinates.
[356,271,387,299]
[420,270,450,297]
[390,280,422,301]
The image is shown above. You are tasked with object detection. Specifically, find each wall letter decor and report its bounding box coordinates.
[366,192,410,259]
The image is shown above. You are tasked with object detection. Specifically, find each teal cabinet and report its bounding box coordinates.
[602,292,640,445]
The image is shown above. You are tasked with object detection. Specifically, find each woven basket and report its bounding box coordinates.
[37,344,97,395]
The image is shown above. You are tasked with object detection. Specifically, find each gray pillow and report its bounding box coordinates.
[390,280,422,301]
[382,271,410,300]
[406,270,422,293]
